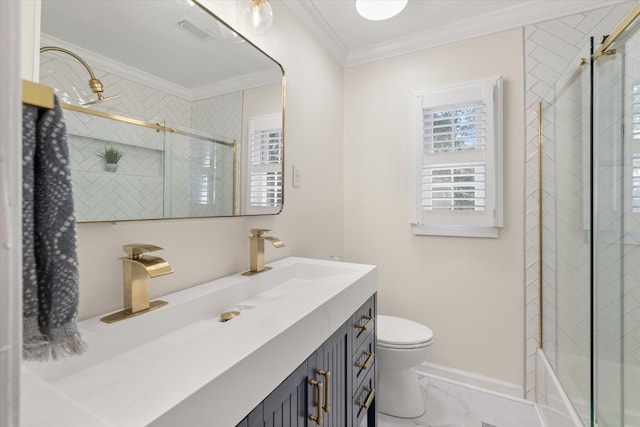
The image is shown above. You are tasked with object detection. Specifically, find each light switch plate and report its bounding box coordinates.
[292,165,301,187]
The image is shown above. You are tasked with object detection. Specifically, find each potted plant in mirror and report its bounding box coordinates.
[98,146,123,172]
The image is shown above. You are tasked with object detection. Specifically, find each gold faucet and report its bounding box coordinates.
[242,229,284,276]
[100,244,174,323]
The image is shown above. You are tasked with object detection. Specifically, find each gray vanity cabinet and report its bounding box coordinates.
[236,295,376,427]
[240,360,309,427]
[307,323,350,426]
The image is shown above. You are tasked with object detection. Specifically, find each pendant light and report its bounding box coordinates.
[240,0,273,35]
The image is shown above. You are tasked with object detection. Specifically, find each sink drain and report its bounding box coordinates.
[220,310,240,322]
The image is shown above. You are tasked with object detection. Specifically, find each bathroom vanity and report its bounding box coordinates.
[22,257,377,427]
[236,295,376,427]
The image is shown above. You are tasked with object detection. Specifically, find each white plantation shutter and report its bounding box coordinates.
[190,141,215,205]
[248,114,282,212]
[410,76,503,237]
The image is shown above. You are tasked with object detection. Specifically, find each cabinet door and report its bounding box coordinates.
[308,324,350,427]
[261,359,309,427]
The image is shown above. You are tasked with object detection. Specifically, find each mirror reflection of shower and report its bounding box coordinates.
[39,46,120,106]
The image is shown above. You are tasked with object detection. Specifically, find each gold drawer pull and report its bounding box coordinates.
[318,370,331,413]
[358,387,376,409]
[355,351,375,369]
[356,315,374,330]
[309,379,323,425]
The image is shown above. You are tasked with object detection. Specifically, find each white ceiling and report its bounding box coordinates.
[283,0,631,67]
[38,0,632,92]
[40,0,282,95]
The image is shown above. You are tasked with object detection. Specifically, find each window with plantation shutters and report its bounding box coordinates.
[410,76,503,237]
[190,141,215,206]
[247,114,283,213]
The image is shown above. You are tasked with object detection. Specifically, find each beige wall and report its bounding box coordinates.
[343,29,525,385]
[73,1,345,319]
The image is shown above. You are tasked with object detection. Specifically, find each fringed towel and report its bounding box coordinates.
[23,95,86,361]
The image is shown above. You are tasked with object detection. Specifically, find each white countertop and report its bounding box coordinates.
[22,257,376,427]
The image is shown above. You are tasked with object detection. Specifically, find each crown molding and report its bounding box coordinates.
[192,69,283,100]
[284,0,632,68]
[40,34,280,101]
[40,34,193,99]
[282,0,349,66]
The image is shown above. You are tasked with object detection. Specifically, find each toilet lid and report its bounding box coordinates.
[377,314,433,346]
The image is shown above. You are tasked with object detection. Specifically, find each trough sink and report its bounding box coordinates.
[22,257,377,427]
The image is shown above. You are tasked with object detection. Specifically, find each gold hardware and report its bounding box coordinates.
[602,49,617,56]
[593,3,640,61]
[579,58,587,66]
[233,140,238,215]
[60,103,234,147]
[122,243,164,259]
[318,370,330,413]
[309,379,323,425]
[220,310,240,322]
[358,387,376,409]
[22,80,54,109]
[242,229,285,275]
[100,244,173,323]
[356,315,374,330]
[537,100,543,349]
[100,300,168,323]
[40,46,115,106]
[355,351,375,369]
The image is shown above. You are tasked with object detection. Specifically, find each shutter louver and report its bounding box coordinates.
[423,102,486,154]
[422,163,486,211]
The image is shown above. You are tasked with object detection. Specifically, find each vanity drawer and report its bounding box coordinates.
[352,296,376,352]
[353,332,375,391]
[352,362,376,427]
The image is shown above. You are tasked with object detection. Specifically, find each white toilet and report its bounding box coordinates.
[376,314,433,418]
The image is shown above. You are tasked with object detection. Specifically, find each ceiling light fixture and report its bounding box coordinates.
[355,0,408,21]
[240,0,273,35]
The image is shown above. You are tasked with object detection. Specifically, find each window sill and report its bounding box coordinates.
[412,224,499,238]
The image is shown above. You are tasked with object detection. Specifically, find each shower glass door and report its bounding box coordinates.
[163,123,237,218]
[593,14,640,426]
[542,11,640,426]
[541,41,592,425]
[593,36,624,427]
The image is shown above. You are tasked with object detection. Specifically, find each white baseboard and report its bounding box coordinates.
[417,362,525,399]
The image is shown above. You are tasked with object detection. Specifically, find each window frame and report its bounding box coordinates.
[409,76,504,238]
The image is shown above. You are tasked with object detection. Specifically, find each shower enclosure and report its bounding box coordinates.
[60,105,238,222]
[541,6,640,426]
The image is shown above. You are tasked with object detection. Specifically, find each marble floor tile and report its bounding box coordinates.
[378,375,544,427]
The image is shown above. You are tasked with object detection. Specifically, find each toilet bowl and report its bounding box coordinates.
[376,314,433,418]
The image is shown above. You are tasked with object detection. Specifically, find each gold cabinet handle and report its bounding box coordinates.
[309,379,323,425]
[355,351,375,369]
[318,370,330,413]
[356,315,375,330]
[358,387,376,409]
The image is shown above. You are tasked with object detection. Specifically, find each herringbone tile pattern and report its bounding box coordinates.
[39,54,240,220]
[524,2,640,412]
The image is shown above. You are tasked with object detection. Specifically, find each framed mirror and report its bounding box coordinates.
[39,0,284,222]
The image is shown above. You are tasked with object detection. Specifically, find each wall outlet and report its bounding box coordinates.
[292,165,301,187]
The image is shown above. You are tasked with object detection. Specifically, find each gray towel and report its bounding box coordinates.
[23,95,86,361]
